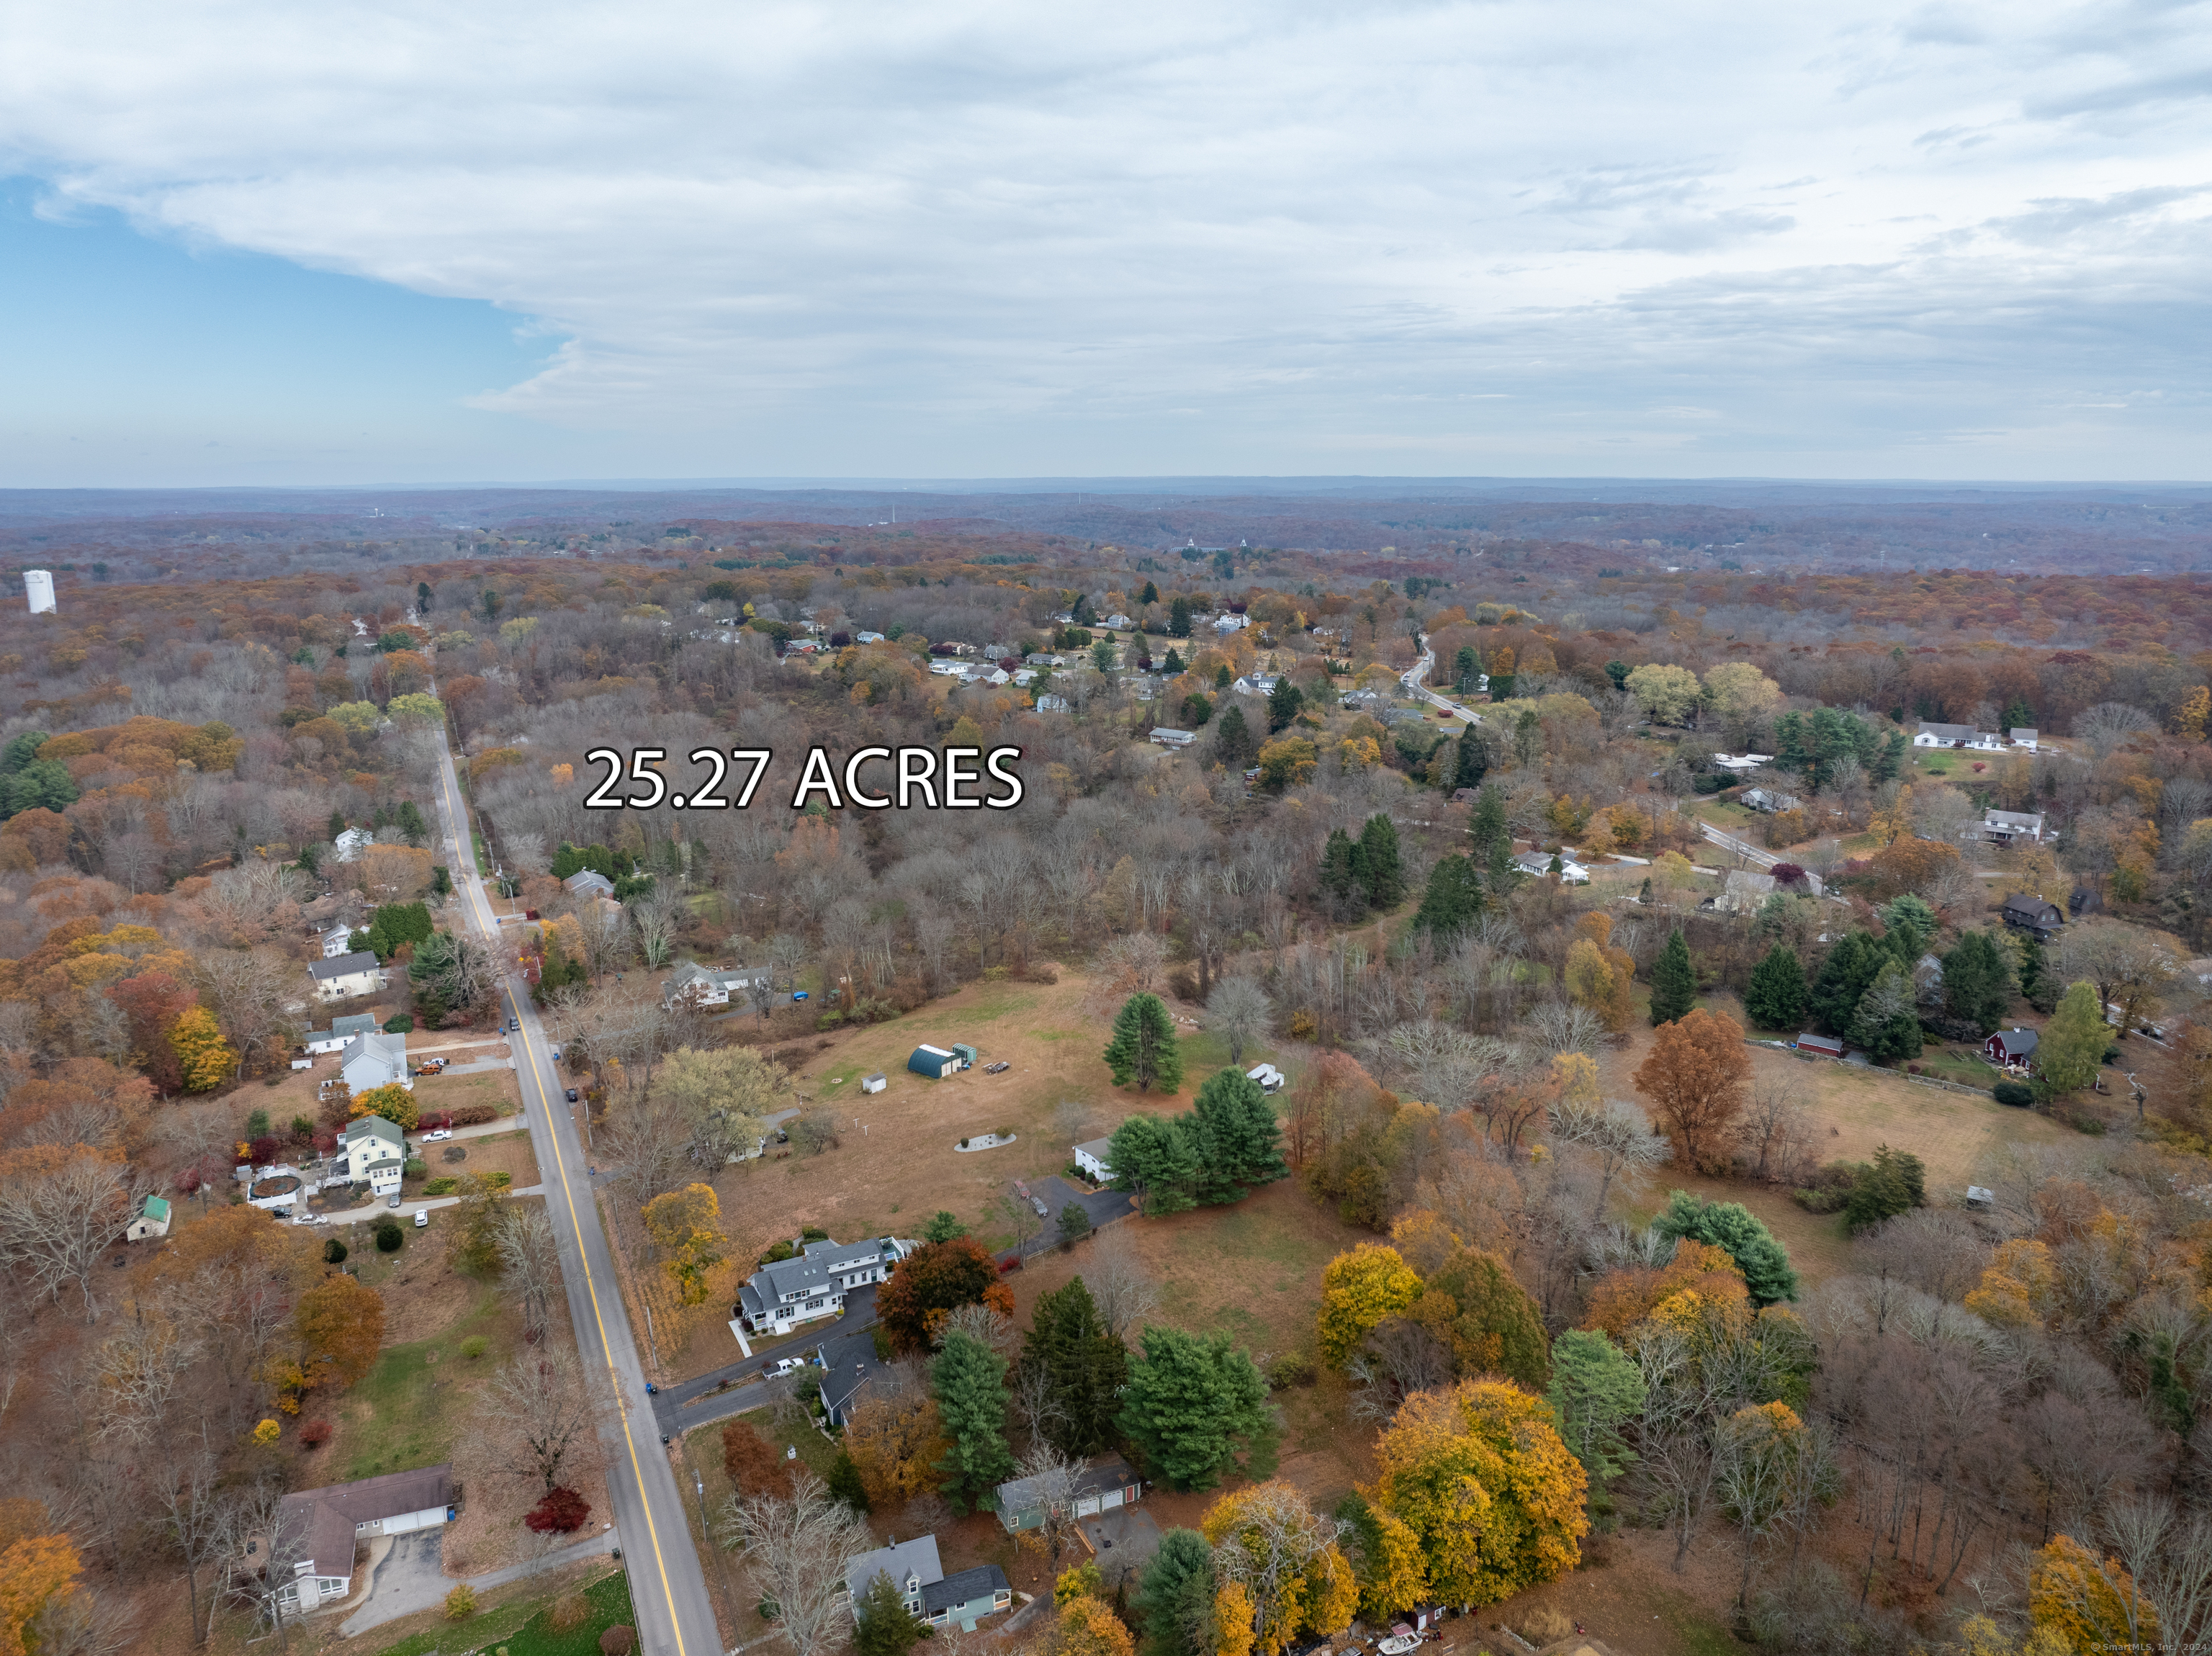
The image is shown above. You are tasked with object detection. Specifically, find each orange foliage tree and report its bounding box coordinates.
[1632,1009,1752,1171]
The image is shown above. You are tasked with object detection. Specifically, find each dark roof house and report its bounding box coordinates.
[2002,894,2065,940]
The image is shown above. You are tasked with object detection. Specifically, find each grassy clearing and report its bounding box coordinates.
[369,1570,634,1656]
[342,1287,508,1480]
[1914,1043,2001,1089]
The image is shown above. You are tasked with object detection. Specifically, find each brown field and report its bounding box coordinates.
[426,1125,540,1192]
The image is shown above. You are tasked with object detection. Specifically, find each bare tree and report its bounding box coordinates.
[1084,1226,1159,1345]
[2075,701,2157,764]
[718,1472,873,1656]
[630,891,683,969]
[496,1205,562,1342]
[1527,1000,1604,1059]
[193,948,297,1079]
[1549,1094,1671,1220]
[153,1439,227,1646]
[1854,1209,1988,1305]
[938,1301,1017,1357]
[2101,1494,2212,1655]
[1008,1440,1087,1566]
[0,1149,135,1319]
[1208,977,1272,1066]
[1735,1074,1812,1184]
[477,1348,598,1495]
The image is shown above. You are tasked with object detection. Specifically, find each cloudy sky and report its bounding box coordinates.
[3,0,2208,485]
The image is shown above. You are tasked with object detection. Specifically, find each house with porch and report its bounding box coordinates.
[1511,851,1591,884]
[305,1013,380,1056]
[1915,722,2005,750]
[994,1453,1145,1534]
[1979,809,2046,845]
[270,1465,453,1612]
[1987,1027,2040,1071]
[320,923,358,958]
[310,950,385,1002]
[845,1537,1012,1632]
[736,1235,916,1338]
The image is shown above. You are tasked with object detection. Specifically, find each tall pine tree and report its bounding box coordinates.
[1022,1278,1127,1455]
[1941,930,2015,1034]
[1413,855,1485,941]
[1648,929,1697,1025]
[1103,994,1184,1092]
[1187,1067,1287,1203]
[1354,814,1405,908]
[1809,932,1883,1036]
[1743,944,1808,1031]
[932,1331,1015,1512]
[1453,731,1488,792]
[1266,676,1305,732]
[1320,829,1362,910]
[1215,705,1256,768]
[1453,645,1481,694]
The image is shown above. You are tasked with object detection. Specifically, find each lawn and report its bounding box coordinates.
[338,1286,510,1480]
[368,1569,634,1656]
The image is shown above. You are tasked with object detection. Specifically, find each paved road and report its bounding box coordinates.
[427,719,722,1656]
[1699,819,1779,868]
[1400,637,1484,725]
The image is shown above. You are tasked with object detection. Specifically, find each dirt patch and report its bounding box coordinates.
[414,1063,523,1120]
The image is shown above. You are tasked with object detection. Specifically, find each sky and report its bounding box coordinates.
[1,0,2208,486]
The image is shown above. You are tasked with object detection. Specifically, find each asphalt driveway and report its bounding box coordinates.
[1027,1176,1136,1239]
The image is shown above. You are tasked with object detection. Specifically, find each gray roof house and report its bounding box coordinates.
[847,1536,1009,1630]
[309,950,384,1002]
[1980,809,2046,844]
[1074,1136,1115,1182]
[1915,722,2003,750]
[340,1030,410,1095]
[1704,868,1779,915]
[2011,728,2040,749]
[274,1464,452,1611]
[662,960,772,1009]
[994,1452,1145,1534]
[736,1236,916,1337]
[817,1328,885,1428]
[1740,787,1803,814]
[2002,894,2065,942]
[305,1012,380,1055]
[564,869,617,899]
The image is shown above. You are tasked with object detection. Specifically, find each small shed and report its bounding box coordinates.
[125,1194,171,1242]
[860,1073,888,1095]
[909,1045,960,1079]
[951,1043,979,1066]
[1796,1032,1845,1058]
[1966,1186,1996,1209]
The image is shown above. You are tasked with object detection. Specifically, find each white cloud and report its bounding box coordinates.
[2,0,2209,477]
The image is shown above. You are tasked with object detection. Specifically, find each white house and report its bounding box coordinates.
[1073,1136,1114,1182]
[1232,672,1281,698]
[662,960,772,1009]
[274,1467,452,1611]
[1246,1063,1285,1094]
[309,950,385,1002]
[2010,728,2039,750]
[341,1115,407,1195]
[1511,852,1591,884]
[125,1194,171,1241]
[320,924,358,958]
[305,1013,379,1055]
[1102,613,1133,631]
[1981,809,2046,844]
[564,869,616,899]
[983,667,1012,686]
[331,827,375,863]
[856,631,886,644]
[736,1236,917,1337]
[340,1030,410,1095]
[930,660,968,677]
[1012,669,1037,687]
[1036,695,1071,712]
[1212,613,1251,634]
[1711,753,1775,773]
[1149,727,1195,747]
[1915,722,2005,750]
[1740,786,1803,814]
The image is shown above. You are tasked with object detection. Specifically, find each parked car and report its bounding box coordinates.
[984,1061,1010,1074]
[792,991,808,1002]
[423,1128,451,1142]
[387,1194,402,1208]
[565,1088,579,1102]
[413,1210,428,1228]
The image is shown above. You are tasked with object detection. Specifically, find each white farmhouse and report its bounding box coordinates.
[340,1030,410,1095]
[310,950,385,1002]
[341,1115,407,1196]
[736,1236,916,1337]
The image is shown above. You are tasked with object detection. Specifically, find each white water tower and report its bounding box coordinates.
[23,570,56,615]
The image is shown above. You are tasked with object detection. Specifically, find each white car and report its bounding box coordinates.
[423,1129,452,1143]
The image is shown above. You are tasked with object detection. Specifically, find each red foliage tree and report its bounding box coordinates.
[721,1419,796,1500]
[525,1487,591,1534]
[875,1237,1017,1352]
[108,969,198,1092]
[300,1418,333,1448]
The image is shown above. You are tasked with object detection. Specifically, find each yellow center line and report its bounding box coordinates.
[439,754,689,1655]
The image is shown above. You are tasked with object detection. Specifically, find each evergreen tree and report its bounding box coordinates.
[1843,1146,1925,1232]
[1743,944,1808,1030]
[1452,731,1488,792]
[1140,580,1160,606]
[1022,1278,1127,1455]
[2018,935,2059,1012]
[1648,930,1697,1025]
[416,580,434,613]
[1545,1329,1646,1495]
[1107,1115,1201,1215]
[1133,1529,1217,1656]
[1354,815,1405,909]
[1215,665,1233,690]
[1809,932,1884,1035]
[1182,693,1213,726]
[2001,695,2035,733]
[1266,676,1305,733]
[1874,729,1909,783]
[1412,855,1484,942]
[1319,829,1362,909]
[1851,960,1923,1061]
[854,1570,930,1656]
[827,1447,872,1512]
[922,1210,968,1243]
[1604,659,1631,691]
[1169,597,1193,637]
[1879,895,1938,962]
[395,799,428,845]
[1467,785,1510,862]
[1103,994,1184,1093]
[1117,1328,1277,1491]
[931,1331,1015,1512]
[1187,1067,1287,1203]
[1453,646,1481,694]
[1215,706,1256,768]
[1654,1192,1799,1305]
[1162,647,1185,675]
[1941,930,2015,1035]
[328,809,347,842]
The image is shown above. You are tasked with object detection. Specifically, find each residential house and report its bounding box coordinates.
[855,631,886,644]
[1740,787,1803,814]
[1148,727,1195,747]
[320,924,358,958]
[929,660,968,677]
[1915,722,2004,750]
[817,1328,884,1428]
[1102,613,1133,630]
[1232,672,1281,698]
[1074,1137,1115,1182]
[305,1013,379,1055]
[994,1453,1145,1534]
[340,1030,410,1095]
[1979,809,2046,845]
[1987,1027,2040,1070]
[736,1235,915,1338]
[2011,728,2040,750]
[332,827,375,863]
[917,1567,1015,1631]
[1712,753,1776,773]
[662,960,772,1009]
[309,950,384,1002]
[1511,852,1591,885]
[272,1466,453,1611]
[1012,669,1037,688]
[1211,613,1251,634]
[1704,868,1779,915]
[564,869,617,899]
[1025,652,1068,667]
[342,1115,407,1196]
[125,1194,171,1241]
[983,667,1012,686]
[1035,695,1071,713]
[845,1536,1010,1632]
[1795,1032,1845,1058]
[1341,689,1385,714]
[2002,894,2066,942]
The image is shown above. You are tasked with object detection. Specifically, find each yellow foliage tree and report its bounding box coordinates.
[1388,1210,1460,1278]
[1046,1595,1136,1656]
[0,1531,80,1656]
[1964,1239,2057,1329]
[641,1183,726,1305]
[843,1392,952,1509]
[2030,1533,2157,1654]
[169,1005,236,1092]
[1869,785,1915,846]
[1362,1380,1587,1607]
[351,1081,420,1130]
[1213,1584,1256,1656]
[253,1418,281,1445]
[1351,1501,1430,1621]
[2174,685,2209,741]
[1318,1244,1424,1366]
[1202,1482,1357,1655]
